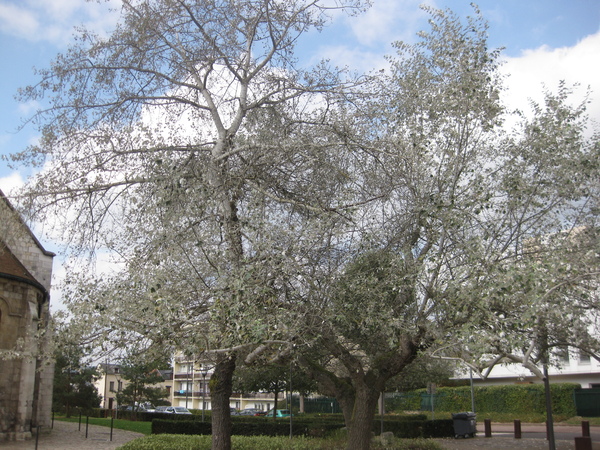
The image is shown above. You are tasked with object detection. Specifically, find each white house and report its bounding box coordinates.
[469,350,600,387]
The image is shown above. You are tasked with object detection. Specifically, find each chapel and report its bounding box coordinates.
[0,189,54,441]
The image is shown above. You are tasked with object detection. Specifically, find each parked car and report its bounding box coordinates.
[120,404,155,412]
[264,409,291,418]
[139,403,156,413]
[230,407,240,415]
[155,406,192,414]
[239,408,265,416]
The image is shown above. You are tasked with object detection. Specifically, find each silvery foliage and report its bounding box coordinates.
[11,0,369,361]
[8,0,599,389]
[292,5,599,388]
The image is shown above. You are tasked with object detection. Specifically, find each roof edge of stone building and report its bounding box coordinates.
[0,188,56,258]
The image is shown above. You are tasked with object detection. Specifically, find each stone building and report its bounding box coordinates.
[0,189,54,441]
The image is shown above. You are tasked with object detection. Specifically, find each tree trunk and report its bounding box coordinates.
[345,384,380,450]
[336,388,356,429]
[210,354,236,450]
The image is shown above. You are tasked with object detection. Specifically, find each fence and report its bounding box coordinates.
[573,389,600,417]
[288,396,342,414]
[386,383,578,417]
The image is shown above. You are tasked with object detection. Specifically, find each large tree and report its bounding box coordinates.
[116,358,170,413]
[11,2,599,449]
[11,1,366,448]
[53,345,102,416]
[290,6,599,449]
[233,359,317,416]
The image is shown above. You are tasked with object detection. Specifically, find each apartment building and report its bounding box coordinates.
[172,356,275,412]
[95,363,173,410]
[469,350,600,387]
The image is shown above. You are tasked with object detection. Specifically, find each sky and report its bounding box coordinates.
[0,0,599,289]
[1,0,599,191]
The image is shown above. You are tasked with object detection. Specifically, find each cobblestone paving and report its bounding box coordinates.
[0,420,143,449]
[434,437,577,449]
[433,423,599,450]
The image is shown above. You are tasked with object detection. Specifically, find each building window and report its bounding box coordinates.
[118,381,123,391]
[556,346,569,363]
[579,351,591,365]
[109,381,115,392]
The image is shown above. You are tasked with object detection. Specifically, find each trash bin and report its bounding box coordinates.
[452,412,476,438]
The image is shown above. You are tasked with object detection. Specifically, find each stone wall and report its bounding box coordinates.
[0,192,55,441]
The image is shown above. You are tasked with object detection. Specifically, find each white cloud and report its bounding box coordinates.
[306,0,428,73]
[0,2,39,37]
[346,0,425,47]
[17,99,41,116]
[0,171,24,195]
[317,44,389,72]
[0,0,119,45]
[500,31,600,127]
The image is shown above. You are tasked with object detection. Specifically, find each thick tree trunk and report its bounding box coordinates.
[345,384,380,450]
[210,354,236,450]
[336,388,356,429]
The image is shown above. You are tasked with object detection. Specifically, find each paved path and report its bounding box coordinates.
[435,423,600,449]
[1,421,598,449]
[0,421,143,449]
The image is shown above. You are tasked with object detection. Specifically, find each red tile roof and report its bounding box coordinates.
[0,243,39,285]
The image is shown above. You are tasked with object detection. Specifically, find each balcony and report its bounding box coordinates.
[174,390,208,398]
[174,372,213,380]
[172,391,273,400]
[231,392,274,400]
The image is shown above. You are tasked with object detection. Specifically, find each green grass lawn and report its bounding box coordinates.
[55,416,152,435]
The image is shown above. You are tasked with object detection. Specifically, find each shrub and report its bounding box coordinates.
[152,415,454,439]
[119,434,444,449]
[393,383,579,417]
[376,419,453,439]
[152,419,210,435]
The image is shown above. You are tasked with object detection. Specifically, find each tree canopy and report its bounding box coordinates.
[9,2,599,449]
[115,357,170,411]
[52,338,102,416]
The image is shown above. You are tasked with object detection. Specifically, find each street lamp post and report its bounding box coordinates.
[185,363,189,408]
[201,369,209,422]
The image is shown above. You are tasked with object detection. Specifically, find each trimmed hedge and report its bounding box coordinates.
[374,419,453,439]
[388,383,579,417]
[152,415,454,439]
[153,419,211,435]
[152,419,297,436]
